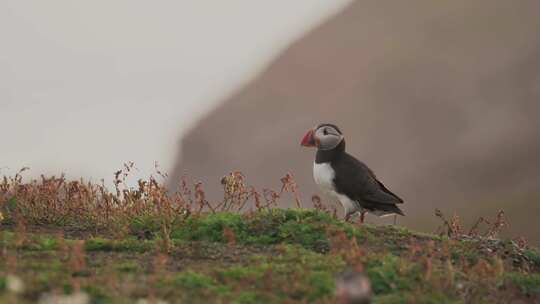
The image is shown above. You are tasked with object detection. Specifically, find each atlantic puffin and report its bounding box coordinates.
[300,123,404,223]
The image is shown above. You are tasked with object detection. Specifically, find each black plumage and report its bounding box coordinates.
[316,140,404,217]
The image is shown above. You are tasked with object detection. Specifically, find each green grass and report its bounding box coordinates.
[365,253,419,294]
[505,272,540,294]
[1,209,539,303]
[0,276,5,291]
[524,249,540,270]
[168,209,361,253]
[84,237,153,253]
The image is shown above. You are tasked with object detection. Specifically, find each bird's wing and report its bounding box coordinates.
[369,168,404,203]
[333,154,403,205]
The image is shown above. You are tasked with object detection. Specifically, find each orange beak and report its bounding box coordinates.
[300,129,316,147]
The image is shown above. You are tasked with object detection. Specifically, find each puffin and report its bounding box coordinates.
[300,123,404,223]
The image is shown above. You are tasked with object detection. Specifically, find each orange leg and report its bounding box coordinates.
[359,211,366,224]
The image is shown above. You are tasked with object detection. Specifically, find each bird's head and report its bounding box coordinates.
[300,123,344,150]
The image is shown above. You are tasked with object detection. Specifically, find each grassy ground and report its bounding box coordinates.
[1,209,539,303]
[0,171,539,303]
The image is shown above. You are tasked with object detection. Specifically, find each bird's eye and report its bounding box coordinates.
[323,128,328,135]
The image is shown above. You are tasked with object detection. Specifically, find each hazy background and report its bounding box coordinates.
[170,0,540,243]
[2,1,539,243]
[1,0,351,180]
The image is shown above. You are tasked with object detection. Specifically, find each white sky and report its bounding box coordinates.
[0,0,351,183]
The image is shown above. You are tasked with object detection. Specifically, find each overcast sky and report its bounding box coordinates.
[0,0,351,183]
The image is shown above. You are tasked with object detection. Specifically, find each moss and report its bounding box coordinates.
[463,250,480,265]
[0,276,5,292]
[242,208,333,246]
[375,292,460,304]
[72,270,92,277]
[449,241,480,265]
[155,271,232,301]
[161,209,379,254]
[250,245,342,299]
[232,290,260,304]
[23,257,64,272]
[211,245,343,302]
[5,197,17,212]
[34,271,68,287]
[84,237,151,252]
[2,208,539,303]
[373,293,405,304]
[62,283,74,295]
[82,285,111,304]
[306,271,335,301]
[385,225,413,238]
[277,220,329,252]
[173,271,218,289]
[365,253,421,295]
[84,238,114,251]
[170,209,342,252]
[0,231,14,247]
[505,272,540,294]
[0,232,62,251]
[272,244,345,273]
[415,293,461,304]
[129,215,163,239]
[524,249,540,269]
[22,235,58,251]
[218,265,265,281]
[171,212,247,242]
[114,261,140,273]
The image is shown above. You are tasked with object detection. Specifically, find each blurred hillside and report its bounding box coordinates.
[170,0,540,243]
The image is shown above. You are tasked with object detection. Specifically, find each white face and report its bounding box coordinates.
[314,124,344,150]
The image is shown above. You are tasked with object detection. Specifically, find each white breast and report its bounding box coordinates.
[313,162,336,195]
[313,162,360,216]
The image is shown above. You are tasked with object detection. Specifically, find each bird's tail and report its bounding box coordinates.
[371,204,405,217]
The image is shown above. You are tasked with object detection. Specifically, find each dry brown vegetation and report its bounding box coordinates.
[0,166,539,303]
[0,165,305,238]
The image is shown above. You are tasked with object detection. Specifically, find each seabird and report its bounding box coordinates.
[300,123,404,223]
